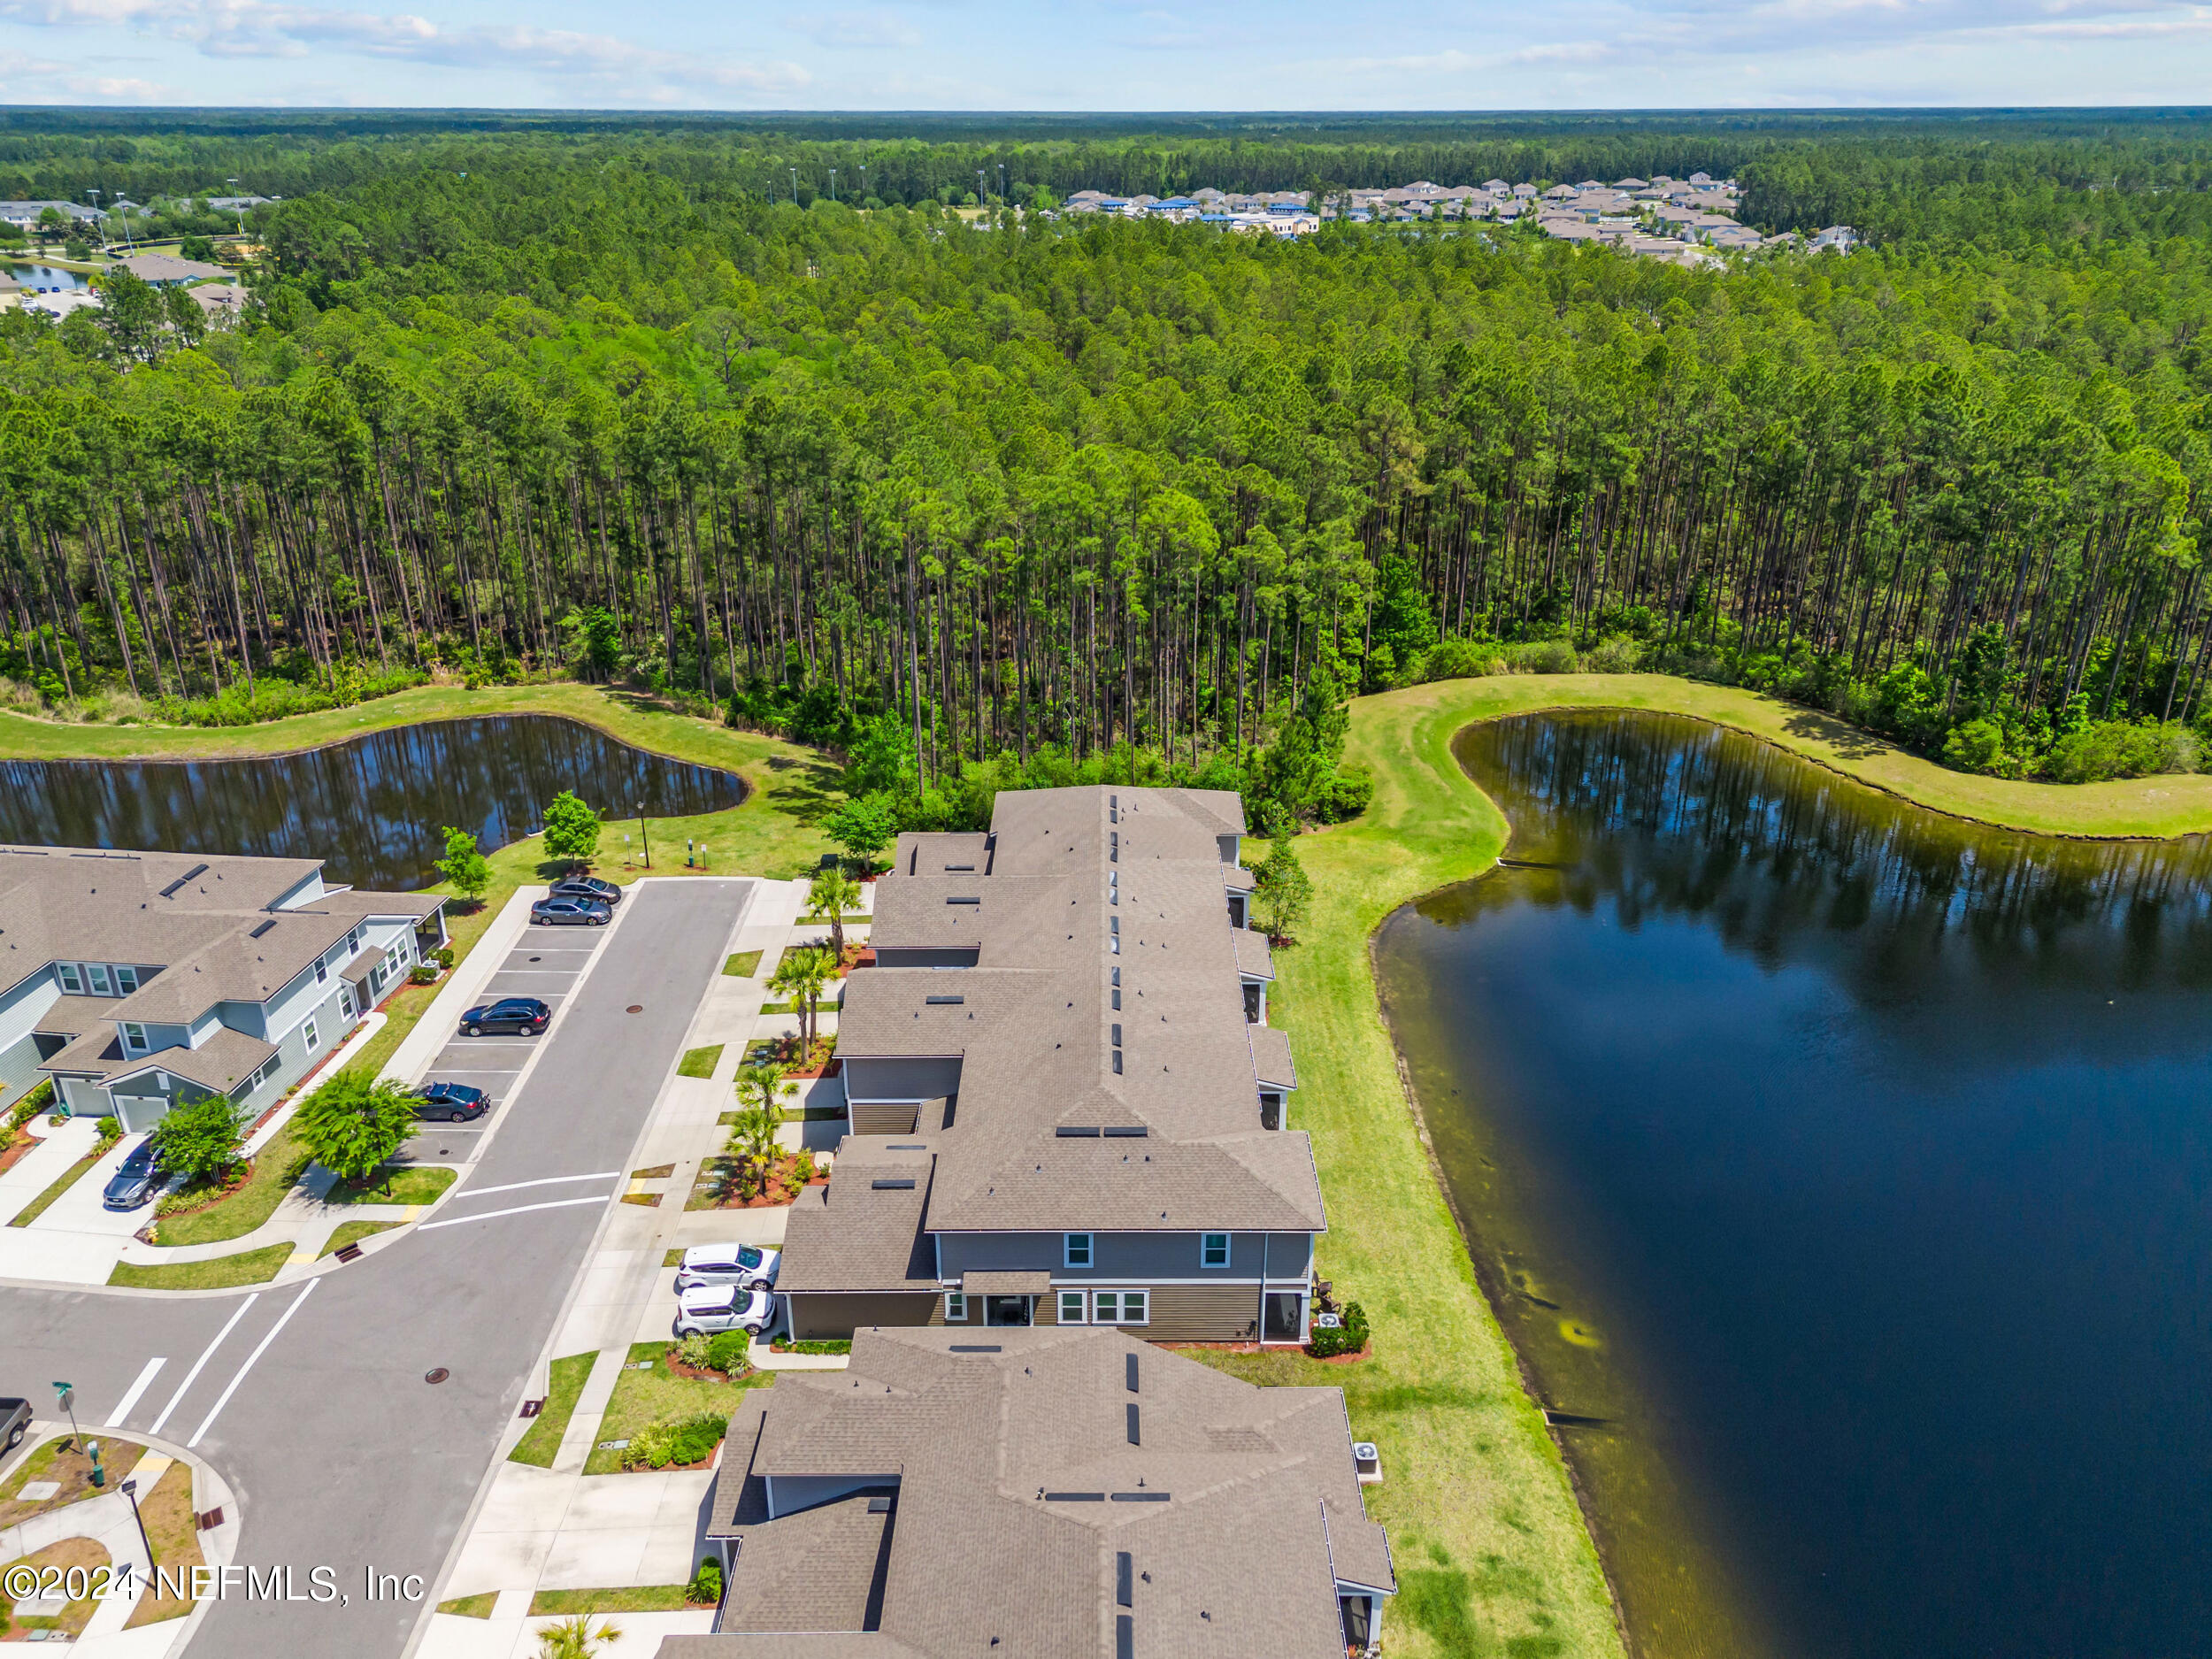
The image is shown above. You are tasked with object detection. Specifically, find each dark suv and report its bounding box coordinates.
[549,876,621,907]
[460,997,550,1036]
[411,1081,490,1121]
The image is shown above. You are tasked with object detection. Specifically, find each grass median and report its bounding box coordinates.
[109,1241,294,1289]
[5,1148,105,1227]
[509,1351,596,1468]
[325,1164,456,1205]
[677,1045,724,1079]
[319,1218,401,1257]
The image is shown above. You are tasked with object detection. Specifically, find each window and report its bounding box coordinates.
[114,966,137,994]
[1059,1291,1088,1325]
[303,1017,320,1052]
[1112,989,1121,1010]
[88,964,112,995]
[1111,1051,1123,1075]
[339,987,354,1019]
[314,957,328,985]
[57,963,82,994]
[1094,1290,1148,1325]
[944,1291,967,1323]
[122,1023,146,1052]
[1202,1233,1230,1269]
[347,926,363,954]
[1064,1233,1094,1268]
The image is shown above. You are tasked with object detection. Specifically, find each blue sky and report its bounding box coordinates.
[1,0,2208,109]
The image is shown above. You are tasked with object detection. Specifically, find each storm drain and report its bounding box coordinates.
[425,1368,450,1385]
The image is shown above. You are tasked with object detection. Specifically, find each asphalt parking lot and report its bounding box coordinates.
[407,927,609,1150]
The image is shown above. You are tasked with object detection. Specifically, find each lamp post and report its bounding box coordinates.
[120,1477,155,1577]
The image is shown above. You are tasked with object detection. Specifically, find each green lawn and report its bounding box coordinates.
[723,951,763,978]
[583,1340,772,1475]
[757,997,836,1014]
[324,1164,456,1205]
[528,1585,693,1616]
[319,1218,400,1257]
[5,1148,104,1227]
[150,1124,310,1246]
[435,1592,498,1618]
[108,1242,294,1289]
[509,1351,596,1468]
[677,1044,724,1079]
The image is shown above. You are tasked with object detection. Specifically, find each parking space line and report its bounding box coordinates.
[189,1279,319,1448]
[146,1294,260,1437]
[104,1357,165,1426]
[418,1195,608,1231]
[457,1171,622,1200]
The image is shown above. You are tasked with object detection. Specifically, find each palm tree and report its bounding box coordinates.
[808,866,862,964]
[726,1100,781,1195]
[535,1614,623,1658]
[735,1062,786,1119]
[772,946,835,1053]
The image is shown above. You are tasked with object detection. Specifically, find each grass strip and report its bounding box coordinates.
[319,1218,401,1257]
[5,1148,104,1227]
[325,1164,456,1205]
[108,1241,294,1289]
[676,1044,724,1079]
[435,1592,499,1618]
[508,1351,595,1468]
[723,950,763,978]
[583,1340,772,1475]
[757,997,836,1014]
[663,1247,685,1267]
[122,1461,203,1627]
[528,1585,692,1616]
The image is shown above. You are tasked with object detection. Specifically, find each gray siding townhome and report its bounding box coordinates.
[779,786,1327,1346]
[657,1325,1394,1659]
[0,845,445,1130]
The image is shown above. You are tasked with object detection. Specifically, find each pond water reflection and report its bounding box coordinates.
[0,715,745,889]
[1374,710,2212,1659]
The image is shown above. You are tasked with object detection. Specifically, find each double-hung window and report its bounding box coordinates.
[121,1023,146,1053]
[303,1017,320,1053]
[944,1290,967,1323]
[314,956,329,985]
[1064,1233,1094,1269]
[58,963,82,994]
[114,966,138,994]
[1094,1290,1148,1325]
[88,964,112,995]
[339,987,355,1020]
[1059,1290,1088,1325]
[1201,1233,1230,1269]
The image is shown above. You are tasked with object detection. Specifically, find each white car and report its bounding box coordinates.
[674,1284,776,1339]
[674,1241,780,1293]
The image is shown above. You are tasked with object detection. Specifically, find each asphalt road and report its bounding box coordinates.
[0,878,757,1657]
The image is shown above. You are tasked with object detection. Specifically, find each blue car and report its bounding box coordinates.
[102,1141,163,1210]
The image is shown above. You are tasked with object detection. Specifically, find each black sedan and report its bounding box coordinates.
[461,996,550,1036]
[102,1141,164,1210]
[411,1081,490,1122]
[549,876,622,907]
[530,896,610,926]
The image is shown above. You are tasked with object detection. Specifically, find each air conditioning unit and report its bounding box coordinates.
[1352,1442,1382,1486]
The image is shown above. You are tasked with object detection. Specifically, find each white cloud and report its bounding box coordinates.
[781,7,922,48]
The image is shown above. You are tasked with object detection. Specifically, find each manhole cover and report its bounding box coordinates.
[626,1004,643,1014]
[529,956,541,963]
[425,1367,450,1385]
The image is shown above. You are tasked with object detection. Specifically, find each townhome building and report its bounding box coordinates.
[776,786,1324,1346]
[660,1325,1394,1659]
[0,845,444,1129]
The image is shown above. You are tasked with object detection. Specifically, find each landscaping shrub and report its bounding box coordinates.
[1311,768,1374,824]
[1423,637,1507,681]
[1517,639,1580,675]
[434,945,457,969]
[95,1115,122,1151]
[687,1557,723,1607]
[676,1333,715,1371]
[2043,718,2199,784]
[1583,635,1644,673]
[620,1412,726,1471]
[410,964,439,985]
[704,1331,750,1376]
[1305,1300,1370,1359]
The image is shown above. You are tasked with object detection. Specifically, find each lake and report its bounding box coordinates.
[1373,710,2212,1659]
[6,262,90,290]
[0,715,746,890]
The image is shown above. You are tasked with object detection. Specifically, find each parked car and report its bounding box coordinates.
[101,1141,164,1210]
[0,1397,27,1453]
[411,1081,489,1123]
[674,1242,780,1293]
[672,1284,776,1339]
[530,897,610,927]
[460,997,550,1037]
[549,876,621,907]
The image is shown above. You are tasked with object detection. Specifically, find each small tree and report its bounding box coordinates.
[541,790,602,870]
[149,1094,247,1188]
[824,792,897,874]
[772,946,834,1052]
[434,826,492,906]
[726,1101,781,1192]
[535,1615,623,1659]
[807,866,862,963]
[736,1062,787,1120]
[1253,835,1314,943]
[293,1071,419,1187]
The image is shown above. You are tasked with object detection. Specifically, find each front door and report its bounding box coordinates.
[1263,1291,1303,1342]
[985,1295,1033,1327]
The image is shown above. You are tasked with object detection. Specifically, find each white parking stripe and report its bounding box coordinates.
[104,1357,165,1426]
[147,1294,259,1437]
[417,1195,608,1231]
[189,1279,319,1448]
[490,971,581,976]
[457,1171,623,1199]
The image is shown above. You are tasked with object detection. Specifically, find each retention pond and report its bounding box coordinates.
[0,714,745,889]
[1374,709,2212,1659]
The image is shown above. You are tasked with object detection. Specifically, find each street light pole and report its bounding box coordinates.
[120,1477,156,1576]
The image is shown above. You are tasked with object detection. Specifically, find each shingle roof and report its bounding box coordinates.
[682,1326,1390,1659]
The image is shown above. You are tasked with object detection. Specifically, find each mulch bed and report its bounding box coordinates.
[660,1349,755,1385]
[151,1163,253,1221]
[0,1130,42,1177]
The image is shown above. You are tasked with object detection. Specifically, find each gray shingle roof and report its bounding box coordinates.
[680,1326,1390,1659]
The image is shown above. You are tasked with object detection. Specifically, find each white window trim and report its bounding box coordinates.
[944,1290,966,1322]
[1201,1233,1231,1269]
[1094,1289,1149,1326]
[1064,1232,1093,1268]
[115,966,138,993]
[303,1017,320,1052]
[121,1023,146,1053]
[58,962,82,994]
[1058,1290,1088,1325]
[314,957,329,984]
[88,964,112,995]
